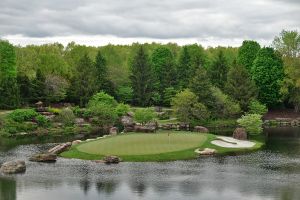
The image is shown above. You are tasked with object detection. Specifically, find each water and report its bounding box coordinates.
[0,128,300,200]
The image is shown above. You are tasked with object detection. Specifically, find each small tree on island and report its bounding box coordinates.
[134,108,155,125]
[237,114,263,135]
[171,89,210,126]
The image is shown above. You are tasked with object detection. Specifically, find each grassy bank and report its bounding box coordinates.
[61,131,264,162]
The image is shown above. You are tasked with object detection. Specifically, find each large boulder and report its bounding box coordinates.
[194,126,209,133]
[103,156,121,164]
[48,142,72,154]
[134,125,156,133]
[121,115,134,127]
[0,160,26,174]
[72,140,82,145]
[195,148,216,155]
[109,127,118,136]
[29,153,57,162]
[233,128,247,140]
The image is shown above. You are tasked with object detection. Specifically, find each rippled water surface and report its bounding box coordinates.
[0,128,300,200]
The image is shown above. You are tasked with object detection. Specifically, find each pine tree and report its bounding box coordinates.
[189,67,213,107]
[68,53,97,107]
[208,50,228,90]
[177,46,192,89]
[30,69,46,102]
[130,46,153,106]
[225,62,257,110]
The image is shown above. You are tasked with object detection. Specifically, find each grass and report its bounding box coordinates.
[61,131,264,162]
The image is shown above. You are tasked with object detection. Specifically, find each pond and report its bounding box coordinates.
[0,128,300,200]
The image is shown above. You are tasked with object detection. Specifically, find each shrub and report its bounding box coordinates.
[115,103,130,117]
[237,114,263,135]
[87,92,118,108]
[88,103,118,127]
[35,115,49,127]
[8,109,39,122]
[171,89,210,125]
[134,108,156,125]
[1,119,38,134]
[57,108,75,126]
[48,107,61,115]
[248,100,268,115]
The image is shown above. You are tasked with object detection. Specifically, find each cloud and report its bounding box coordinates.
[0,0,299,46]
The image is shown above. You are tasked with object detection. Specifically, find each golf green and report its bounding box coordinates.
[77,132,207,156]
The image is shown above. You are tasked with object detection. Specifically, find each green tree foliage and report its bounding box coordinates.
[163,87,178,106]
[0,40,20,108]
[210,87,241,118]
[237,40,261,72]
[134,108,155,125]
[130,45,153,106]
[87,92,120,128]
[252,47,284,106]
[151,46,176,101]
[189,68,213,107]
[225,62,257,110]
[171,89,210,125]
[116,86,133,103]
[177,46,192,88]
[30,69,46,102]
[248,100,268,115]
[68,54,97,107]
[17,74,31,105]
[44,75,69,103]
[273,30,300,111]
[94,50,115,96]
[208,50,228,89]
[237,114,263,135]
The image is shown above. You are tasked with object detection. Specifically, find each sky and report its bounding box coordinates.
[0,0,299,47]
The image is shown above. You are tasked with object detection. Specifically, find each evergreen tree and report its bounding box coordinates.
[130,46,153,106]
[225,61,257,110]
[237,40,261,72]
[151,46,176,104]
[0,40,20,108]
[208,50,228,90]
[17,74,31,105]
[177,46,192,88]
[94,50,115,96]
[68,53,97,107]
[252,47,284,106]
[189,67,213,107]
[30,69,46,102]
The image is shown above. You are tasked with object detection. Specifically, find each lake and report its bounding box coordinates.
[0,128,300,200]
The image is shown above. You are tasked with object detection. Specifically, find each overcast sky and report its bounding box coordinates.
[0,0,299,47]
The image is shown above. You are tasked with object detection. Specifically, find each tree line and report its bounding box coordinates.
[0,30,299,116]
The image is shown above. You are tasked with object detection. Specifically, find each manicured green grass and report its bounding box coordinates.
[61,131,265,162]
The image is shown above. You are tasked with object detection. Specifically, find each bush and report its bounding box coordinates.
[48,107,61,115]
[88,103,118,127]
[237,114,263,135]
[87,92,118,108]
[1,119,37,134]
[8,109,38,122]
[171,89,210,125]
[115,103,130,117]
[134,108,156,125]
[35,115,49,127]
[57,108,75,126]
[248,100,268,115]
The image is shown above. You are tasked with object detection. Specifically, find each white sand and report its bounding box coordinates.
[211,136,255,148]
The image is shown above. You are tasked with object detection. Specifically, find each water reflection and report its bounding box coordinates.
[0,128,299,200]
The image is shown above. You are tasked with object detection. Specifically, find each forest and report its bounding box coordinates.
[0,29,299,122]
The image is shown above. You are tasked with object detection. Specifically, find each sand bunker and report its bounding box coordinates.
[211,136,255,148]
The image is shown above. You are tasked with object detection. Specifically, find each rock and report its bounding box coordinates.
[72,140,82,145]
[126,111,134,118]
[29,153,57,162]
[121,115,134,126]
[53,122,63,128]
[48,142,72,154]
[75,118,85,125]
[0,160,26,174]
[109,127,118,136]
[178,123,190,131]
[195,148,216,155]
[233,128,247,140]
[194,126,209,133]
[103,156,121,164]
[134,125,156,133]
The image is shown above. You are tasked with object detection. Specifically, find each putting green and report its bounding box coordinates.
[77,132,207,156]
